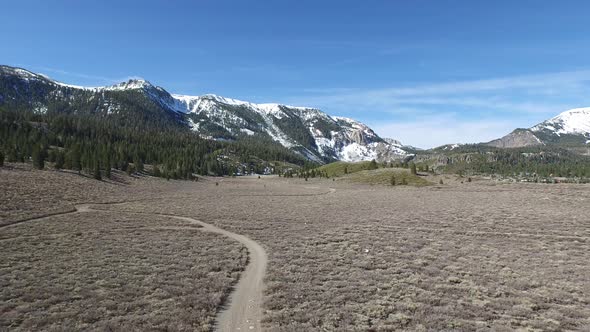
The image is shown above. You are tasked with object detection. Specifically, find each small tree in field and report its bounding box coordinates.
[410,163,417,175]
[439,179,444,185]
[153,165,162,177]
[390,174,396,186]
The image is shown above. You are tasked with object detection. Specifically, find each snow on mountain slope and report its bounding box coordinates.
[531,107,590,136]
[487,107,590,148]
[165,94,409,162]
[0,65,409,162]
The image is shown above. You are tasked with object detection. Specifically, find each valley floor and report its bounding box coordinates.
[1,164,590,331]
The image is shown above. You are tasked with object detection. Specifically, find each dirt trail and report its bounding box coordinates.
[79,204,268,332]
[159,213,267,332]
[3,203,268,332]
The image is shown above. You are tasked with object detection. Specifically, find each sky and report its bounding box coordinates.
[3,0,590,148]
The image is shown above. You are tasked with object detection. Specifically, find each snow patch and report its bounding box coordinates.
[240,128,255,136]
[337,143,378,162]
[104,79,151,91]
[532,107,590,135]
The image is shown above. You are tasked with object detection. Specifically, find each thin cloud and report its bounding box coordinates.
[370,116,517,149]
[285,69,590,115]
[281,69,590,147]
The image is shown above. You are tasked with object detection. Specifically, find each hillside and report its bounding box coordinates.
[486,107,590,149]
[0,65,409,163]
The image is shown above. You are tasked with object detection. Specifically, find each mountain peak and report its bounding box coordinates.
[105,78,153,91]
[487,106,590,148]
[0,65,47,81]
[532,106,590,136]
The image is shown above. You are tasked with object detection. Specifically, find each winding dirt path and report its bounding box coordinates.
[156,212,267,331]
[3,203,268,332]
[80,204,268,331]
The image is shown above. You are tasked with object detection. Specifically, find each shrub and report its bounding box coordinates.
[126,165,135,176]
[368,159,378,170]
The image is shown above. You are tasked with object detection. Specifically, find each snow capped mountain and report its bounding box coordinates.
[103,79,153,91]
[163,93,409,162]
[487,107,590,148]
[531,107,590,137]
[0,65,410,162]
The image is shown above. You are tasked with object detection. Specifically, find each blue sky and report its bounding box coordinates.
[3,0,590,147]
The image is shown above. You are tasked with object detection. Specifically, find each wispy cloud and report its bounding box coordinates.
[283,69,590,147]
[370,115,517,149]
[290,70,590,106]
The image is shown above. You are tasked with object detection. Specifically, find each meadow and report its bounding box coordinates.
[1,163,589,331]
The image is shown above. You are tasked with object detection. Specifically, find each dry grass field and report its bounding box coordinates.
[2,163,590,331]
[0,211,247,331]
[0,163,186,227]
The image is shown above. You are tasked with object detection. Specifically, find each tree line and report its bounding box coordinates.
[0,106,309,180]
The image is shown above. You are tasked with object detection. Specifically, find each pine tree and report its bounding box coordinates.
[134,154,144,173]
[69,146,81,174]
[6,148,17,163]
[54,151,65,169]
[32,145,45,170]
[105,154,111,179]
[94,161,102,180]
[47,150,56,163]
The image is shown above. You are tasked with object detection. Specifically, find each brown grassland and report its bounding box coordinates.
[1,163,589,331]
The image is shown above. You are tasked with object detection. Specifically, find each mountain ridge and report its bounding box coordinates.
[487,107,590,149]
[0,65,410,163]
